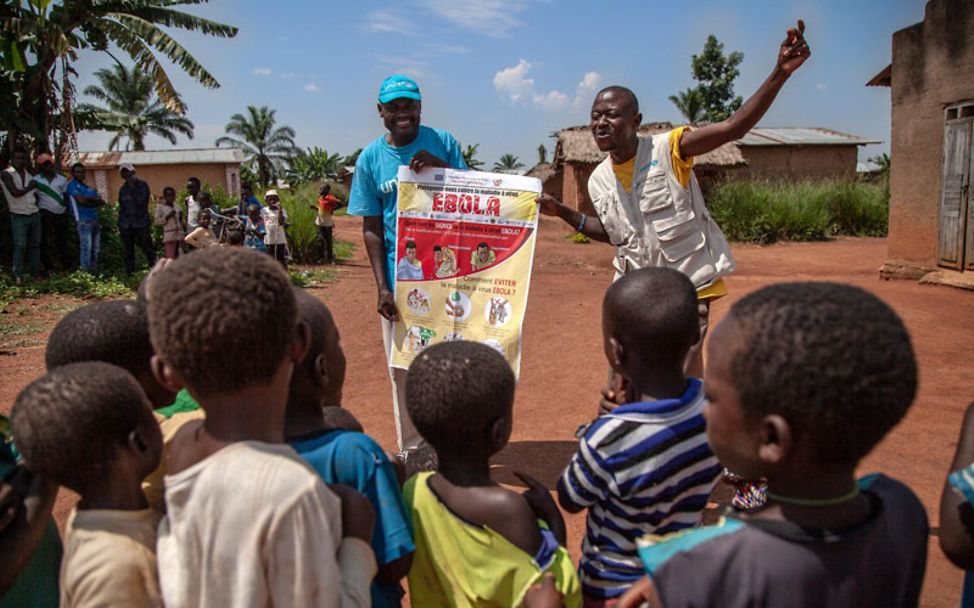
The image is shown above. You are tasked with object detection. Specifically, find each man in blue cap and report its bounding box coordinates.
[348,75,466,464]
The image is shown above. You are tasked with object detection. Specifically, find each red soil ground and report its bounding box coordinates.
[1,214,971,606]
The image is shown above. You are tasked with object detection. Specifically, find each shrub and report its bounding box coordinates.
[279,181,354,264]
[707,178,888,244]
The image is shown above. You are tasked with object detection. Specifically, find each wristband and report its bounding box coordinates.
[576,213,587,233]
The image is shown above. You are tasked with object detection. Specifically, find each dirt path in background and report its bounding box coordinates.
[1,215,971,606]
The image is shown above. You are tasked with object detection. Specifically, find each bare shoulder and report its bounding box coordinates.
[436,478,542,555]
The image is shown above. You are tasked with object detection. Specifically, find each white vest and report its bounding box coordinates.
[1,167,38,215]
[588,133,734,287]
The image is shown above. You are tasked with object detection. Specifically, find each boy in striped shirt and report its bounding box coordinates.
[557,267,721,606]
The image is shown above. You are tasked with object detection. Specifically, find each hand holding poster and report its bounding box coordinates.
[392,167,541,376]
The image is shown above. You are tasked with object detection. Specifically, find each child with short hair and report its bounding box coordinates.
[404,341,582,607]
[618,282,927,608]
[261,190,288,267]
[183,209,218,250]
[309,184,343,264]
[44,298,201,512]
[286,290,415,607]
[11,362,164,607]
[154,186,183,259]
[147,247,375,607]
[244,203,266,252]
[557,267,721,606]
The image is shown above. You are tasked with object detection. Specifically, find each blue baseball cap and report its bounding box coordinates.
[378,75,421,104]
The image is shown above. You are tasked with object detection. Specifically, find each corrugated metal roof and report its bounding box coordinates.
[69,147,245,167]
[737,128,881,146]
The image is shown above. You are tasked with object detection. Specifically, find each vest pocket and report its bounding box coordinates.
[651,208,706,262]
[638,173,670,214]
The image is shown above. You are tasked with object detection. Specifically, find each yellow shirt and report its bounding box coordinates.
[61,508,163,608]
[405,472,582,607]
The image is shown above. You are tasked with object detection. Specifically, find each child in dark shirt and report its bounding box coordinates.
[618,282,928,608]
[403,341,581,607]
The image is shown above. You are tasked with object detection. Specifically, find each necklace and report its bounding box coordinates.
[766,485,860,507]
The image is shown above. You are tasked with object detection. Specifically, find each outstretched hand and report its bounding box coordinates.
[777,20,810,75]
[536,193,562,217]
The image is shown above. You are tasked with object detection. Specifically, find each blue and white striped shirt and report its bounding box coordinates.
[557,379,720,599]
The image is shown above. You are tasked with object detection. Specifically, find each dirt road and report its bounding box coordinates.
[1,214,971,606]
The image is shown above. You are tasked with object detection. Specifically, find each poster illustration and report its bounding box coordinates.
[391,167,542,376]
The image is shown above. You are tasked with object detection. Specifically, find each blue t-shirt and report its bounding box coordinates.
[66,179,101,222]
[348,126,466,290]
[291,428,415,608]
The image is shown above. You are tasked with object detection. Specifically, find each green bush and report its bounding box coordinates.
[707,178,888,244]
[279,181,354,264]
[0,270,140,309]
[565,231,591,244]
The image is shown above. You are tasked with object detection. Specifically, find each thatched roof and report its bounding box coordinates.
[553,122,746,168]
[525,162,556,184]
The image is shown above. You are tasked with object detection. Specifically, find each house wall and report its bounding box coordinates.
[84,163,240,203]
[561,163,597,215]
[738,145,858,181]
[885,0,974,273]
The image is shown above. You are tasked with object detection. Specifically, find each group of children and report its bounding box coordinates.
[151,178,338,269]
[0,243,960,608]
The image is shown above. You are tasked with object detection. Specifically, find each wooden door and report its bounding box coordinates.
[967,128,974,270]
[938,120,972,269]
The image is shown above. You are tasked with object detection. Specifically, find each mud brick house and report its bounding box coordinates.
[540,123,875,215]
[868,0,974,282]
[68,148,245,202]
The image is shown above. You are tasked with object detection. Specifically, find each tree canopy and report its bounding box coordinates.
[216,106,298,187]
[76,63,194,151]
[690,35,744,123]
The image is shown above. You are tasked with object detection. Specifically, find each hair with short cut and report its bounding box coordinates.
[71,162,84,171]
[727,282,917,464]
[406,341,514,456]
[11,362,152,491]
[163,186,176,195]
[294,288,332,375]
[596,85,639,114]
[187,177,200,185]
[477,242,488,249]
[406,241,416,249]
[603,267,698,368]
[148,247,296,397]
[46,300,152,378]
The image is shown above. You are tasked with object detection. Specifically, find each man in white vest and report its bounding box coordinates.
[1,146,41,283]
[539,21,809,386]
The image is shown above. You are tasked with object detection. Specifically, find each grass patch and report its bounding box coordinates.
[0,319,44,337]
[707,178,888,244]
[0,271,140,309]
[289,267,338,288]
[565,232,591,244]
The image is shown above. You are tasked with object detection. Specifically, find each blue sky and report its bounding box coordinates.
[74,0,924,168]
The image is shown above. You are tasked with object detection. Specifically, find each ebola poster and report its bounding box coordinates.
[391,167,542,376]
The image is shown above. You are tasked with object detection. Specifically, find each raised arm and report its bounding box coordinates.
[680,20,810,159]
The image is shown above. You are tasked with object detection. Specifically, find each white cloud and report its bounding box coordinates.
[252,67,272,77]
[493,59,535,104]
[815,82,828,91]
[572,71,603,109]
[303,83,319,93]
[365,10,413,34]
[417,0,528,38]
[533,90,569,111]
[492,59,570,111]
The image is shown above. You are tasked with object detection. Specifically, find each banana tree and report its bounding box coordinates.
[1,0,236,157]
